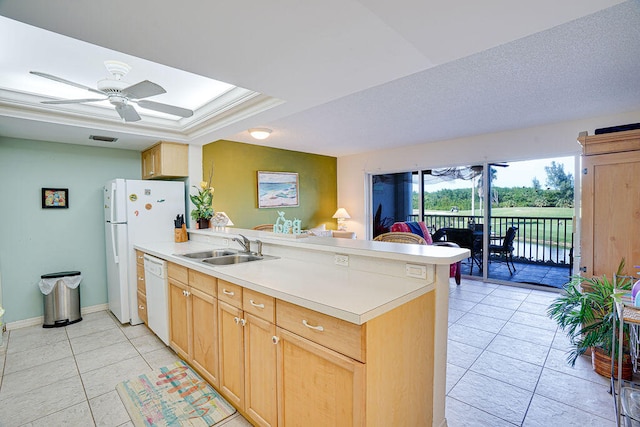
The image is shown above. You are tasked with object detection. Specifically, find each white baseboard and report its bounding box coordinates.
[5,303,109,331]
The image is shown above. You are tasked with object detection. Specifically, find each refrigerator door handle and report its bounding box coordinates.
[110,182,117,223]
[111,223,119,264]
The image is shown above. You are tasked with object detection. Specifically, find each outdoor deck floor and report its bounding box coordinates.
[459,258,571,289]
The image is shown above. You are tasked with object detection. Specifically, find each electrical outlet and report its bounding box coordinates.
[334,254,349,267]
[222,238,229,246]
[406,263,427,279]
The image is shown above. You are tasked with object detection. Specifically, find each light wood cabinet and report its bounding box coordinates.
[137,290,148,324]
[276,291,434,426]
[276,327,364,426]
[168,276,190,359]
[189,270,219,387]
[579,129,640,277]
[218,300,245,407]
[168,263,219,387]
[141,141,188,179]
[165,264,435,426]
[217,281,278,427]
[135,251,147,325]
[244,298,277,427]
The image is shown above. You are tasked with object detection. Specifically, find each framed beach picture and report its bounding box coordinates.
[257,171,299,208]
[42,188,69,209]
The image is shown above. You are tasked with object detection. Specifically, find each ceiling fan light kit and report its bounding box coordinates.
[30,60,193,122]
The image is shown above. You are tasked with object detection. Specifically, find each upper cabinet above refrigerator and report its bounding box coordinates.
[141,141,188,180]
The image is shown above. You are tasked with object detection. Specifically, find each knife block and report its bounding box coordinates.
[174,224,188,242]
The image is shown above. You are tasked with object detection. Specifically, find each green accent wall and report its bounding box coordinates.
[0,137,140,323]
[202,140,337,230]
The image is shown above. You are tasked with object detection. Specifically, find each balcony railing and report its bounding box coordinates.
[422,214,574,266]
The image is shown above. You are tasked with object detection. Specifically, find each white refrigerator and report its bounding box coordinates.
[104,178,185,325]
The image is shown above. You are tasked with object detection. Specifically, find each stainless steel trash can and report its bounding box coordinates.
[41,271,82,328]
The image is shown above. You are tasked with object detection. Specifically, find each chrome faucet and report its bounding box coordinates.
[232,234,251,253]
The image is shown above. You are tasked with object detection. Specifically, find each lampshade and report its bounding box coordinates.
[249,128,272,140]
[332,208,351,219]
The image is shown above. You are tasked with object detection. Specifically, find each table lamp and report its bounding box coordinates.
[332,208,351,231]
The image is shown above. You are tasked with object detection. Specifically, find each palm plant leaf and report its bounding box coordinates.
[547,259,630,366]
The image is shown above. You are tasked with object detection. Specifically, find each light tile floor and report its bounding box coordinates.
[0,310,252,427]
[446,278,616,426]
[0,279,617,426]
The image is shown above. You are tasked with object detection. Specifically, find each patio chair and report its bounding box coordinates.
[488,226,518,275]
[373,232,426,244]
[433,227,482,274]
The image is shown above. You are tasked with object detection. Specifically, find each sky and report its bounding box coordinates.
[423,156,576,191]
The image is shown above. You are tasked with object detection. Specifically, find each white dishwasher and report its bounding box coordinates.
[143,254,169,345]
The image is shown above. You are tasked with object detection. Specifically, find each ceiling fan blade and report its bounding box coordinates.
[41,98,107,105]
[115,104,141,122]
[30,71,105,96]
[136,100,194,118]
[121,80,166,99]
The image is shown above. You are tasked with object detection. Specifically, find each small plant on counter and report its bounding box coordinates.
[190,165,215,229]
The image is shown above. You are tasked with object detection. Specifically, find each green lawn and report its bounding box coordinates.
[432,207,573,218]
[424,207,574,248]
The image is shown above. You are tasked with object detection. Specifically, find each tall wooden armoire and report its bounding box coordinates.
[579,129,640,277]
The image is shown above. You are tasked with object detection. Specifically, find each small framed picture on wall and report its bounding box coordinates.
[42,188,69,209]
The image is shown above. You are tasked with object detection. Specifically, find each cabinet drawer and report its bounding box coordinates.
[136,264,146,294]
[135,250,145,266]
[168,262,188,284]
[189,270,217,297]
[218,280,242,308]
[243,289,275,322]
[137,290,148,324]
[276,300,365,362]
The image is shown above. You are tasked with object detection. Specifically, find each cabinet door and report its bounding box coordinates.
[276,327,365,427]
[245,313,277,427]
[137,290,147,325]
[582,150,640,277]
[168,278,191,360]
[141,148,155,179]
[191,288,219,387]
[136,264,146,294]
[218,300,244,408]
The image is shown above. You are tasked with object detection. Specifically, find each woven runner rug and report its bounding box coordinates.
[116,360,236,426]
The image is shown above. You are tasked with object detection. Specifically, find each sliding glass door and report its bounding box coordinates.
[370,156,575,288]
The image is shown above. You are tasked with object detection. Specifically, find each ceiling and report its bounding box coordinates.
[0,0,639,157]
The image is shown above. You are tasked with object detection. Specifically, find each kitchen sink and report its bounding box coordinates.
[202,253,277,265]
[179,249,237,259]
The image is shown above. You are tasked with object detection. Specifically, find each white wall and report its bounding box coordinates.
[337,110,640,239]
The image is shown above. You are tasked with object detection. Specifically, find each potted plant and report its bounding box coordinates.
[547,259,633,379]
[190,180,214,229]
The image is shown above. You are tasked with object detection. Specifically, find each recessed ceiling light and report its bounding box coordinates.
[89,135,118,143]
[249,128,272,140]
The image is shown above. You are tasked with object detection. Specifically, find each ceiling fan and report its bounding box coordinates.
[30,60,194,122]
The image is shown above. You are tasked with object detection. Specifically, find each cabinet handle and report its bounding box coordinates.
[185,291,191,297]
[234,316,240,324]
[137,255,144,260]
[240,318,246,327]
[138,305,145,310]
[272,336,280,344]
[182,290,187,296]
[223,289,235,296]
[249,299,264,309]
[302,319,324,332]
[138,277,144,281]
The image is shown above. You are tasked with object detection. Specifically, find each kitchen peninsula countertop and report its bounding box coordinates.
[135,228,468,325]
